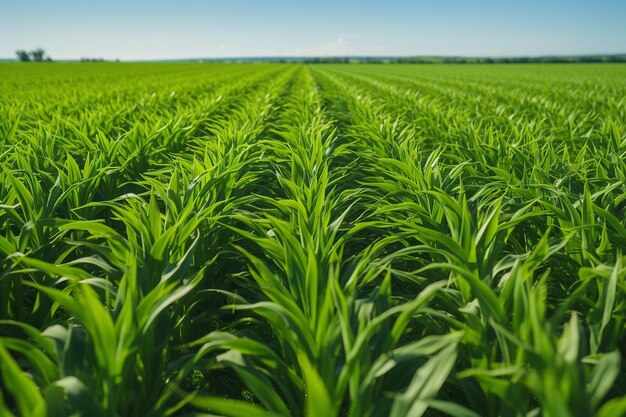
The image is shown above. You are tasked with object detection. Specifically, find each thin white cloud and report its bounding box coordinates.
[295,37,353,57]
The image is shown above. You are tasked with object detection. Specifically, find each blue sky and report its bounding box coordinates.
[2,0,625,60]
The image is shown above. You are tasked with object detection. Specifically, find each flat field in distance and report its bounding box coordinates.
[1,62,626,417]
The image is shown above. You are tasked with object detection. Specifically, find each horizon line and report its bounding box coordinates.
[2,52,626,62]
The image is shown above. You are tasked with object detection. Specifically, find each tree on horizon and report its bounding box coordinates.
[15,48,52,62]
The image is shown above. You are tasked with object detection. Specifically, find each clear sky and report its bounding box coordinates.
[2,0,625,60]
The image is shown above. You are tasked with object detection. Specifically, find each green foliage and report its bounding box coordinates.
[15,48,51,62]
[0,62,625,416]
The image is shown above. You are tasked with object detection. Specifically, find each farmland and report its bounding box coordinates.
[1,62,626,417]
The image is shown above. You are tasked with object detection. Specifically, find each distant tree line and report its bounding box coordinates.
[301,57,352,64]
[80,57,121,62]
[299,55,626,64]
[389,55,626,64]
[13,49,122,63]
[15,48,52,62]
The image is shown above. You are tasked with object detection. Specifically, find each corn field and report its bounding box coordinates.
[1,62,626,417]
